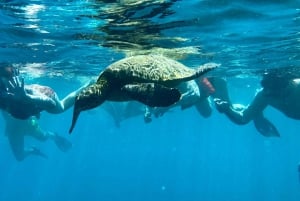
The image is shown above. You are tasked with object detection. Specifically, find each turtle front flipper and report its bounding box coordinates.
[194,63,220,79]
[121,83,181,107]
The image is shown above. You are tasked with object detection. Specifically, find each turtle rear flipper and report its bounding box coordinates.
[122,83,181,107]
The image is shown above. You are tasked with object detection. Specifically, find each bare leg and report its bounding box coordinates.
[29,120,72,152]
[209,77,231,103]
[194,98,212,118]
[7,129,27,161]
[3,113,47,161]
[6,124,47,161]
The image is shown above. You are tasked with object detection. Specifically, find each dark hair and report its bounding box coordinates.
[261,67,300,89]
[0,64,15,78]
[261,67,300,97]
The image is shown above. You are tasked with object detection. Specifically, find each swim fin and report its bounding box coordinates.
[54,134,73,152]
[31,146,48,159]
[253,113,280,137]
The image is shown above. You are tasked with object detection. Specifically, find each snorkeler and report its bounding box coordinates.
[0,65,88,120]
[0,66,73,161]
[214,67,300,137]
[2,111,72,161]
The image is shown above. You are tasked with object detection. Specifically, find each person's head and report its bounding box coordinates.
[261,67,299,96]
[0,64,17,79]
[0,65,15,91]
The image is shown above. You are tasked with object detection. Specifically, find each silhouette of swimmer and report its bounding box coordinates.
[0,65,89,120]
[0,65,73,160]
[215,67,300,137]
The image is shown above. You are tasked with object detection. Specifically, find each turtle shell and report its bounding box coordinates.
[98,55,197,86]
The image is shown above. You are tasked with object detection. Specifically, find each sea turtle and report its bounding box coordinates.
[69,54,219,133]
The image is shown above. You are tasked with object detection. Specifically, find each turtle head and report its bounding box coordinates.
[69,85,105,134]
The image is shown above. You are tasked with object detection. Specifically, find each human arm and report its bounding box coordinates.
[7,76,56,109]
[214,89,268,125]
[194,98,212,118]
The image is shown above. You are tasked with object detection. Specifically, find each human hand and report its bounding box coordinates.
[7,76,27,99]
[144,107,152,123]
[214,98,230,113]
[232,103,246,111]
[153,107,169,118]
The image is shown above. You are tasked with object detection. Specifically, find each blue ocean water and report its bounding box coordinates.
[0,0,300,200]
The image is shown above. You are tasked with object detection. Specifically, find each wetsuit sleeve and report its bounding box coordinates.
[222,89,268,125]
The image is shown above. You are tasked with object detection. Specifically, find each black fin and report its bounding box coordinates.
[31,146,48,159]
[254,114,280,137]
[54,134,73,152]
[122,83,181,107]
